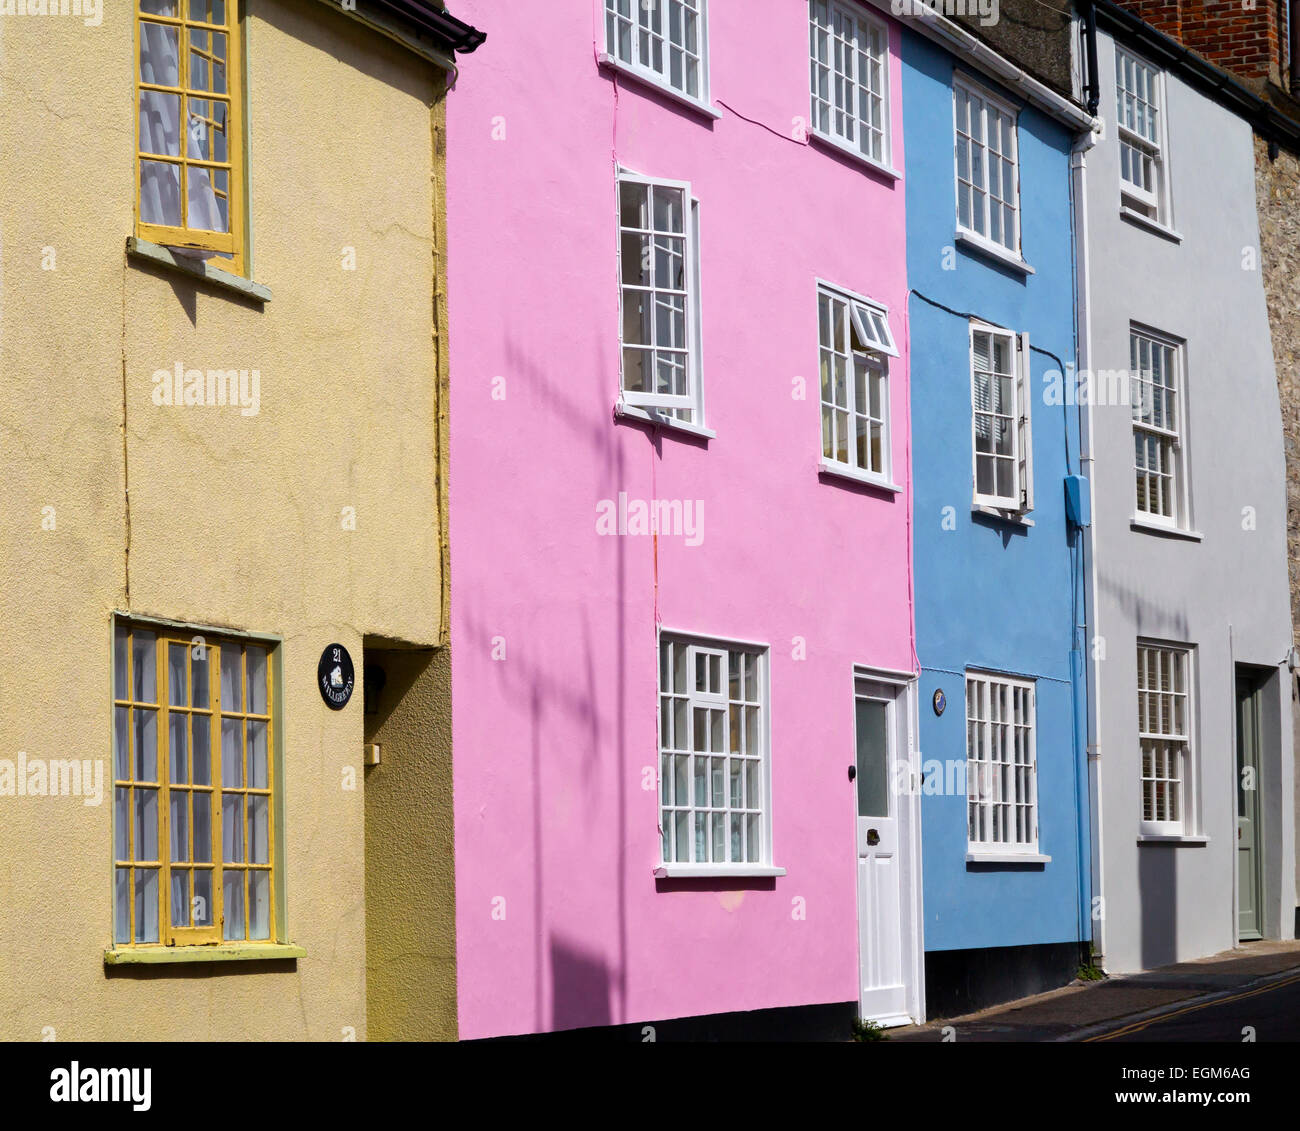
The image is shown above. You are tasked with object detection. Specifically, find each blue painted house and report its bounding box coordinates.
[898,11,1096,1016]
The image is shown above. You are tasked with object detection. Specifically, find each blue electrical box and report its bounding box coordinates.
[1064,475,1091,527]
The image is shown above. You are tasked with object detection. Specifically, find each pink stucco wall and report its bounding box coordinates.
[446,0,912,1039]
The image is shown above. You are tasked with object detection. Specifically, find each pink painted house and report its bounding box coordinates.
[446,0,920,1039]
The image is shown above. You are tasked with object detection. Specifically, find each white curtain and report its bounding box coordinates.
[139,19,226,257]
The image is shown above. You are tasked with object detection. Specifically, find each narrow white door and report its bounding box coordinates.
[855,678,911,1025]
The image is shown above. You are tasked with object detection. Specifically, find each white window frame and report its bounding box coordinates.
[1130,324,1188,529]
[808,0,892,170]
[1114,45,1171,224]
[969,321,1033,513]
[602,0,711,107]
[953,76,1021,255]
[1136,642,1197,839]
[657,632,777,875]
[818,282,896,485]
[966,670,1040,856]
[616,170,705,425]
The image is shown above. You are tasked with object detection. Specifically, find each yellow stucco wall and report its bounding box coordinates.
[363,645,457,1041]
[0,0,445,1039]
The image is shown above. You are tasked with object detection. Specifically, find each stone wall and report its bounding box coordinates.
[1254,134,1300,634]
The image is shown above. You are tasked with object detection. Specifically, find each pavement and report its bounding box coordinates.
[889,939,1300,1042]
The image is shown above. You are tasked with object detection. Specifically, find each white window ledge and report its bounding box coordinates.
[127,237,270,303]
[973,504,1034,526]
[1120,206,1183,244]
[1130,516,1202,541]
[1138,835,1208,846]
[954,230,1035,275]
[808,129,900,181]
[596,54,722,120]
[819,459,902,493]
[654,864,787,879]
[966,852,1051,865]
[615,401,715,440]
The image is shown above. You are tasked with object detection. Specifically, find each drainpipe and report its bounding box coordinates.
[1081,0,1101,115]
[1071,8,1104,959]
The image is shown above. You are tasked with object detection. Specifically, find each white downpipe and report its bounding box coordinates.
[1072,118,1105,965]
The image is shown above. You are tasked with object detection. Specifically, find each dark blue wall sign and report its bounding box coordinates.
[319,644,355,710]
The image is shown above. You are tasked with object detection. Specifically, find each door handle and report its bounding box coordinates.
[848,765,856,782]
[867,828,880,846]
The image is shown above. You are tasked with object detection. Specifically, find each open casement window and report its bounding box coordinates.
[1115,47,1167,223]
[113,622,276,947]
[658,635,769,867]
[966,671,1039,854]
[954,77,1020,254]
[136,0,245,274]
[604,0,708,102]
[970,323,1033,512]
[808,0,891,166]
[617,172,703,422]
[819,285,895,481]
[1137,643,1195,837]
[1131,327,1186,527]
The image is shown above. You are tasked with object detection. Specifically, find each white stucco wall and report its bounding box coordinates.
[1085,27,1296,972]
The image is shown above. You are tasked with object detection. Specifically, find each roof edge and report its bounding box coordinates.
[309,0,484,74]
[1093,0,1300,155]
[863,0,1097,132]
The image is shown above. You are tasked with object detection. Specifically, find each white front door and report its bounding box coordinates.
[854,677,917,1026]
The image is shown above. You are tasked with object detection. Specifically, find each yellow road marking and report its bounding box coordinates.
[1085,970,1300,1042]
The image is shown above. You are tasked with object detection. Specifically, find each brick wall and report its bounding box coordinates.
[1115,0,1284,86]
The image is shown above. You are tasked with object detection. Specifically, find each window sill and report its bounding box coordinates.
[1130,516,1202,541]
[807,130,900,180]
[1138,835,1208,846]
[973,504,1034,527]
[104,942,305,966]
[615,401,715,440]
[1120,206,1183,244]
[966,852,1051,865]
[126,237,271,304]
[819,459,901,493]
[596,54,721,121]
[954,230,1035,275]
[653,864,786,879]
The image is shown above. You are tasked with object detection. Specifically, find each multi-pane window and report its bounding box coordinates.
[604,0,707,102]
[954,79,1020,253]
[618,173,702,424]
[819,286,896,480]
[809,0,890,166]
[1115,47,1167,221]
[113,622,276,947]
[136,0,244,273]
[1131,327,1185,526]
[659,636,768,867]
[970,323,1033,511]
[966,672,1038,853]
[1137,644,1193,835]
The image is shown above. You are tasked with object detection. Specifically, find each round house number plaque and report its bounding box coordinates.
[318,644,355,710]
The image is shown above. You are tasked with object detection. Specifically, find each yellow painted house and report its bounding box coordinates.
[0,0,482,1040]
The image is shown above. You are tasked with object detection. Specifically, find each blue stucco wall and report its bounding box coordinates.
[902,32,1090,955]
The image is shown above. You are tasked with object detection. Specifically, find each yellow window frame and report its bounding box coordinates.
[113,624,277,948]
[134,0,247,276]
